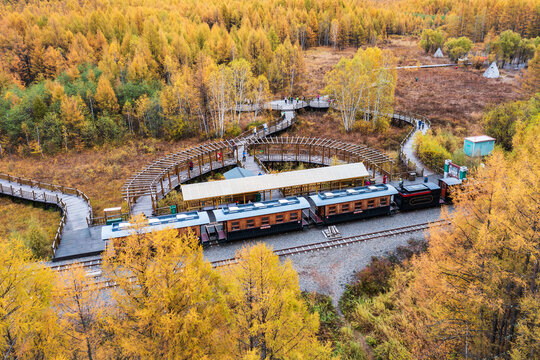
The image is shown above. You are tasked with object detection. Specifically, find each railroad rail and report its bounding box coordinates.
[50,219,450,275]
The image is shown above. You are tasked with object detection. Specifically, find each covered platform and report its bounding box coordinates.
[180,162,370,210]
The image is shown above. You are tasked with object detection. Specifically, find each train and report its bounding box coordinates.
[101,178,460,245]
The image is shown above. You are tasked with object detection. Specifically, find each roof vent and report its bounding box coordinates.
[368,186,377,191]
[148,218,160,225]
[176,214,188,220]
[254,202,265,208]
[229,206,240,212]
[278,199,289,205]
[346,189,358,195]
[324,192,334,198]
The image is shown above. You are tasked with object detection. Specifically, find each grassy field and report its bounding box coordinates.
[0,197,61,259]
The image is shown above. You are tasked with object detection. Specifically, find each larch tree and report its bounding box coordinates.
[405,118,540,358]
[0,239,63,359]
[521,47,540,97]
[102,216,230,359]
[95,76,119,114]
[55,264,107,360]
[225,243,331,359]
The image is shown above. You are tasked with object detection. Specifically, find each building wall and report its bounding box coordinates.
[464,140,495,157]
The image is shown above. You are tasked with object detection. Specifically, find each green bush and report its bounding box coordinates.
[23,218,53,259]
[444,36,473,62]
[419,29,445,53]
[414,130,451,170]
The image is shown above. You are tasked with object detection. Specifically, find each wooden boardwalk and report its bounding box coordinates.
[0,173,93,258]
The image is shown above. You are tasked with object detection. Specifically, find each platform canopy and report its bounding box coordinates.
[181,162,369,203]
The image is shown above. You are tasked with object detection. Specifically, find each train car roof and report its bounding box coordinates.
[101,211,210,240]
[309,184,398,207]
[397,182,440,194]
[439,177,462,186]
[213,197,310,222]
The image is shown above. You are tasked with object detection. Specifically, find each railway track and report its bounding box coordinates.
[51,220,450,274]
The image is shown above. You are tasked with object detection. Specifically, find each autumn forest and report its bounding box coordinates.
[0,0,539,359]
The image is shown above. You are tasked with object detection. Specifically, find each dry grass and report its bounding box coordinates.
[0,139,201,215]
[289,110,410,152]
[0,197,60,240]
[301,36,522,138]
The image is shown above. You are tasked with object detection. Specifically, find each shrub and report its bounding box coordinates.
[414,130,451,170]
[225,124,242,137]
[23,218,53,259]
[339,257,394,315]
[419,29,445,53]
[444,37,473,62]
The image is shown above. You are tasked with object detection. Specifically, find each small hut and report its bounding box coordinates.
[483,61,500,79]
[433,48,444,58]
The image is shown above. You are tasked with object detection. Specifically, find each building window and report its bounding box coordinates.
[231,221,240,231]
[367,199,375,208]
[276,214,284,223]
[246,219,255,228]
[354,202,362,211]
[380,197,388,206]
[289,212,298,220]
[342,203,350,212]
[328,206,336,215]
[261,217,270,226]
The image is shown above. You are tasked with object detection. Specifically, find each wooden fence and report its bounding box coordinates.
[0,180,67,256]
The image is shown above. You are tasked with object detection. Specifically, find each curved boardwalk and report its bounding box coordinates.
[3,89,441,260]
[0,173,93,258]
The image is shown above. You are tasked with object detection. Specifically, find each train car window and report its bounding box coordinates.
[354,202,362,211]
[342,203,350,212]
[367,199,375,208]
[289,211,299,220]
[261,217,270,225]
[380,197,388,206]
[246,219,255,228]
[231,221,240,231]
[328,206,336,215]
[276,214,284,223]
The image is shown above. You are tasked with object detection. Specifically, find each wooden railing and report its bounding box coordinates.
[0,173,94,223]
[0,180,67,256]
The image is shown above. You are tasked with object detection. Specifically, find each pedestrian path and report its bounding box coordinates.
[401,119,434,176]
[0,175,91,231]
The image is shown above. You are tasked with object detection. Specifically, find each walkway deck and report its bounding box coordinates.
[0,175,91,231]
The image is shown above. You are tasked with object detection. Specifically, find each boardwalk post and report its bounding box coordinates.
[167,172,172,190]
[198,155,202,175]
[160,178,165,197]
[175,165,180,184]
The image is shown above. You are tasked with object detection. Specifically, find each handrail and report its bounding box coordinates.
[0,181,68,257]
[0,172,94,224]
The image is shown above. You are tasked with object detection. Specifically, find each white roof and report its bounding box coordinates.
[465,135,495,143]
[181,162,369,201]
[433,48,444,58]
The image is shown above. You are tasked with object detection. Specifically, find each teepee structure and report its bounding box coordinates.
[483,61,500,79]
[433,47,444,58]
